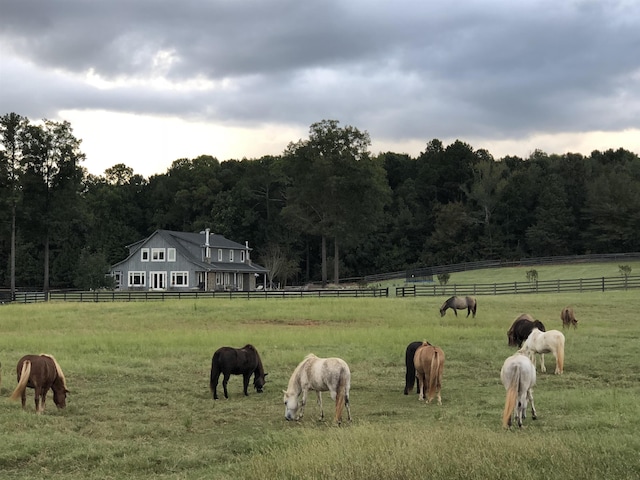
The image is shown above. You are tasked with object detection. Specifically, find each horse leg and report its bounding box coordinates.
[539,353,546,373]
[21,389,27,410]
[40,389,48,414]
[242,373,250,396]
[34,387,42,414]
[211,372,221,400]
[316,391,324,420]
[222,373,231,399]
[528,387,537,420]
[299,389,308,419]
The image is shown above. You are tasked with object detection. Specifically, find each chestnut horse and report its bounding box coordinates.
[404,340,430,395]
[561,307,578,329]
[413,341,445,405]
[10,354,69,414]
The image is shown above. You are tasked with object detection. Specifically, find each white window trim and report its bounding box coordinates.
[150,271,167,290]
[167,248,176,262]
[171,271,189,287]
[141,248,149,262]
[229,250,234,262]
[128,271,146,287]
[241,250,246,262]
[218,249,223,262]
[151,248,165,262]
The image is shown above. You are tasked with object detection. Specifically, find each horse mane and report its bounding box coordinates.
[40,354,68,390]
[286,354,316,393]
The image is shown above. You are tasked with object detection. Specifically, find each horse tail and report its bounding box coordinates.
[472,298,477,316]
[502,365,520,428]
[428,350,440,402]
[10,361,31,401]
[334,368,347,423]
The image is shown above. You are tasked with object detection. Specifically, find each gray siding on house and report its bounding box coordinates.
[110,229,268,292]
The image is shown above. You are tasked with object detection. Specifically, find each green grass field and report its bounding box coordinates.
[0,275,639,479]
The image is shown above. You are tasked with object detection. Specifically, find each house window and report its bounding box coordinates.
[241,251,246,262]
[128,271,146,286]
[216,272,222,285]
[113,271,122,288]
[151,248,165,261]
[167,248,176,262]
[141,248,149,262]
[171,271,188,287]
[218,249,223,262]
[229,250,234,262]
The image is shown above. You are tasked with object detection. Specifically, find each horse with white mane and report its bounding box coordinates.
[501,352,537,428]
[283,354,352,425]
[519,328,565,374]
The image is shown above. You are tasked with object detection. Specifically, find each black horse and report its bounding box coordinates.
[404,340,430,395]
[507,314,546,347]
[210,344,267,399]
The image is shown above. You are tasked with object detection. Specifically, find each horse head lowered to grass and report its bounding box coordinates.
[10,354,69,414]
[210,344,267,400]
[283,353,352,425]
[439,296,477,318]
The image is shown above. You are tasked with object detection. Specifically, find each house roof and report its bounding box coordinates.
[111,229,268,274]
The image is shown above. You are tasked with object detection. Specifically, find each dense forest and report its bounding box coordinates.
[1,113,640,292]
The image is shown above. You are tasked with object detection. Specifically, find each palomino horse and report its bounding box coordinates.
[10,354,69,413]
[210,344,267,399]
[404,340,429,395]
[501,352,537,428]
[413,341,445,405]
[283,353,352,424]
[439,296,477,318]
[519,328,565,374]
[561,307,578,329]
[507,314,546,347]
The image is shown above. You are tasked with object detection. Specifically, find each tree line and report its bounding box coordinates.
[2,113,639,292]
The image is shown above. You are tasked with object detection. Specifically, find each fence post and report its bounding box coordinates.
[602,277,605,292]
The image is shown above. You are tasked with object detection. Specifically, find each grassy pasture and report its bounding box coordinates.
[0,288,639,479]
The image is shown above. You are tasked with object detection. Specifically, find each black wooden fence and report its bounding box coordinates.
[44,287,389,303]
[396,275,640,297]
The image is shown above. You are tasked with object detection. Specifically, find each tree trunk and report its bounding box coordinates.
[10,202,16,298]
[334,238,339,285]
[43,231,50,294]
[321,235,327,286]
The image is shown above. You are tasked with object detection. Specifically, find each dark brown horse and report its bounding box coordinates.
[439,296,477,317]
[10,354,69,413]
[561,307,578,329]
[404,340,430,395]
[210,344,267,399]
[507,314,546,347]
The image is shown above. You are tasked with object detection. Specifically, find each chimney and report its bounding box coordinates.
[205,228,210,247]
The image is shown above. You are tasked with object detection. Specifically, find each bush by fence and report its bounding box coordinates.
[396,275,640,297]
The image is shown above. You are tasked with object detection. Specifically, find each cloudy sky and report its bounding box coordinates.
[1,0,639,178]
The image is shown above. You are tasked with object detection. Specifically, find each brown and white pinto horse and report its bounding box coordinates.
[10,354,69,413]
[561,307,578,329]
[413,341,445,405]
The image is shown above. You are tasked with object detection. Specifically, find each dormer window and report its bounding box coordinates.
[151,248,165,261]
[218,249,223,262]
[241,250,246,262]
[229,250,234,262]
[141,248,149,262]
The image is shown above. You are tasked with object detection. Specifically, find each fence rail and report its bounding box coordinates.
[396,275,640,297]
[46,287,389,303]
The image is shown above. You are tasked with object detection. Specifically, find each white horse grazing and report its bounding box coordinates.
[283,353,352,424]
[519,328,565,374]
[501,353,537,428]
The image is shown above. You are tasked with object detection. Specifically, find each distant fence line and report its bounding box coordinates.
[396,275,640,297]
[338,252,640,284]
[38,287,389,303]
